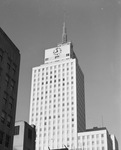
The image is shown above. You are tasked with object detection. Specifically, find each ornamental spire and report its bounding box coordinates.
[62,22,67,44]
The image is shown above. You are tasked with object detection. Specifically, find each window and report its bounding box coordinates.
[102,147,105,150]
[14,126,20,135]
[1,111,6,123]
[3,92,8,105]
[87,141,90,145]
[92,141,94,145]
[0,48,4,61]
[0,68,2,77]
[101,134,104,138]
[7,63,10,70]
[102,140,104,144]
[9,97,13,109]
[7,116,11,128]
[0,131,4,144]
[5,75,9,86]
[96,134,99,138]
[5,135,10,147]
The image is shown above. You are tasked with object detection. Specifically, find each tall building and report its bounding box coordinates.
[110,135,119,150]
[29,23,86,150]
[13,121,36,150]
[78,127,113,150]
[0,28,20,150]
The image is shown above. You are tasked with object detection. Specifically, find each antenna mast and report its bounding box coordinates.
[62,1,68,44]
[101,116,104,127]
[62,22,67,44]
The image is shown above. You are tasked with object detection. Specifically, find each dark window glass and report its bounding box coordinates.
[5,135,10,147]
[28,129,32,140]
[0,48,4,62]
[1,111,6,123]
[5,75,9,86]
[45,58,48,61]
[7,116,11,128]
[3,92,8,105]
[0,68,2,77]
[14,126,20,135]
[7,63,10,70]
[10,80,15,91]
[12,63,16,75]
[9,97,13,109]
[0,131,4,144]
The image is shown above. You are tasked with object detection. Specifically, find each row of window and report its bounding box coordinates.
[33,71,74,81]
[31,110,75,123]
[79,140,105,146]
[40,84,74,91]
[33,74,74,86]
[39,121,75,130]
[3,92,13,109]
[1,111,12,128]
[35,101,74,107]
[35,76,74,84]
[5,74,15,91]
[0,48,17,75]
[33,95,74,104]
[39,129,75,137]
[77,147,105,150]
[79,134,104,140]
[14,126,33,140]
[34,67,73,76]
[34,62,74,73]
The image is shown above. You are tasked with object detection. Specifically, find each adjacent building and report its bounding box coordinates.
[78,127,113,150]
[110,135,119,150]
[13,121,36,150]
[29,23,86,150]
[0,28,20,150]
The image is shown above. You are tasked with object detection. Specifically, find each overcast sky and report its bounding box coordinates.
[0,0,121,147]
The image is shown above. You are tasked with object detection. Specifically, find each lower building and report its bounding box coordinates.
[110,135,119,150]
[13,121,36,150]
[77,127,113,150]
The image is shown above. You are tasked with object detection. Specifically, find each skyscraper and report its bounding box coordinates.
[29,24,86,150]
[0,28,20,150]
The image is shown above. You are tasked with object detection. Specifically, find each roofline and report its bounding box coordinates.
[0,27,20,54]
[79,127,107,133]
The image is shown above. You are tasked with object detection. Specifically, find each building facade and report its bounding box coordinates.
[78,127,113,150]
[29,24,86,150]
[13,121,36,150]
[0,28,20,150]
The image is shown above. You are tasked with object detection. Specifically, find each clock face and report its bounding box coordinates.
[53,47,62,55]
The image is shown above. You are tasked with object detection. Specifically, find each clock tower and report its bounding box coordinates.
[29,22,86,150]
